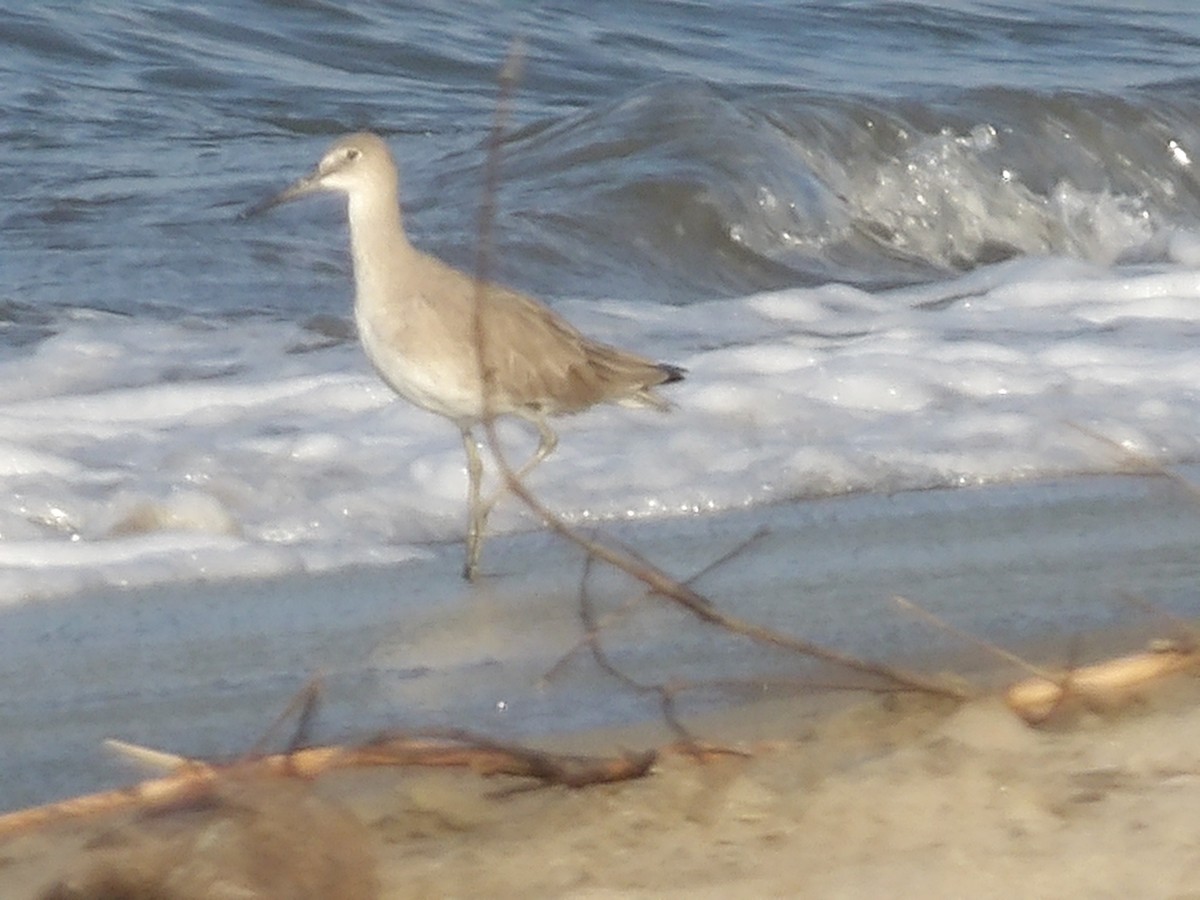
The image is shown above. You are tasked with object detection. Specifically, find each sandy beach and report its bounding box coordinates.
[6,663,1200,899]
[2,472,1200,897]
[4,474,1200,814]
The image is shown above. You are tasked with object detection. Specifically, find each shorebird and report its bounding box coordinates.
[243,132,684,580]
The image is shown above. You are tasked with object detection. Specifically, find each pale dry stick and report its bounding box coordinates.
[1005,644,1200,725]
[893,592,1098,721]
[103,739,187,771]
[0,765,223,839]
[892,595,1200,725]
[0,732,657,839]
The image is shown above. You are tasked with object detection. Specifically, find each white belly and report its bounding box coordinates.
[355,303,483,423]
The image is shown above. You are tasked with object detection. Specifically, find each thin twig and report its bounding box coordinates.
[497,473,967,697]
[1117,591,1198,648]
[575,553,698,743]
[469,46,965,701]
[1005,644,1200,725]
[684,525,772,586]
[1065,420,1200,500]
[542,526,770,683]
[241,674,324,762]
[472,38,525,422]
[892,595,1056,681]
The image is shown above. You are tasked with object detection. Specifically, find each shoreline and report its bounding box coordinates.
[5,650,1200,898]
[3,471,1200,812]
[3,470,1200,895]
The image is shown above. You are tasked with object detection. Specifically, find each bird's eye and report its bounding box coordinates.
[346,148,362,161]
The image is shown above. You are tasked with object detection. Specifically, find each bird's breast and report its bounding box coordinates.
[353,293,485,422]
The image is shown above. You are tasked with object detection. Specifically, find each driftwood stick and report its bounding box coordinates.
[0,731,656,840]
[1005,644,1200,725]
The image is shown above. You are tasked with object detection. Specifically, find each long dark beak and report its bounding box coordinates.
[238,170,323,220]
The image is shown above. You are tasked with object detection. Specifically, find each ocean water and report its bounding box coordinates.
[4,0,1200,600]
[4,1,1200,808]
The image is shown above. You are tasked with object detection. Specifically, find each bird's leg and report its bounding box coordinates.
[463,416,559,581]
[480,414,558,521]
[461,426,486,581]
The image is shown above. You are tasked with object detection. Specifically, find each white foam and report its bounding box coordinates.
[3,257,1200,601]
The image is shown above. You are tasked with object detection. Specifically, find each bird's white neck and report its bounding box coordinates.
[346,187,409,308]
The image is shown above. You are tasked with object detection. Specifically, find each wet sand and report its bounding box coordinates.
[5,472,1200,813]
[3,472,1200,896]
[5,668,1200,899]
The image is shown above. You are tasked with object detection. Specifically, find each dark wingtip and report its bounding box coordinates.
[660,363,686,384]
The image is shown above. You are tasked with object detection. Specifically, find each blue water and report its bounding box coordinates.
[5,1,1200,324]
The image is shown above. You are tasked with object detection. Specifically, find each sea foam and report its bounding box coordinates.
[2,256,1200,601]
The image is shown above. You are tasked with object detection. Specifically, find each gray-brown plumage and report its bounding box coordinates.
[244,132,683,579]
